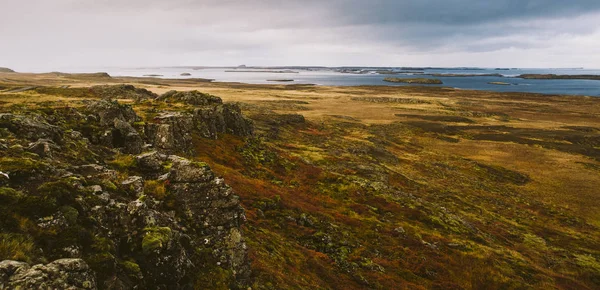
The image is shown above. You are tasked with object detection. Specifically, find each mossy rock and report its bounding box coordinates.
[142,227,172,254]
[0,157,49,182]
[0,187,24,204]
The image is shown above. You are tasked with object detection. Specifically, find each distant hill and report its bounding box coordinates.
[0,67,15,73]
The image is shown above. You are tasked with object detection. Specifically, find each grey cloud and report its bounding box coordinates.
[0,0,599,69]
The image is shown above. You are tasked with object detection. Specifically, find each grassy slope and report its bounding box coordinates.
[1,73,600,289]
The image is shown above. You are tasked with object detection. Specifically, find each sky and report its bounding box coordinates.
[1,0,600,71]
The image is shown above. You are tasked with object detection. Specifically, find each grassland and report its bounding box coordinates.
[1,71,600,289]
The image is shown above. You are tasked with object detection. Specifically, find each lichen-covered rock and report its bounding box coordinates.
[90,84,158,101]
[158,90,222,106]
[27,138,61,158]
[145,112,194,154]
[193,103,254,138]
[112,119,144,154]
[0,113,63,142]
[85,99,139,126]
[135,151,167,173]
[63,154,251,289]
[0,259,97,289]
[84,100,143,153]
[0,94,252,289]
[167,157,251,285]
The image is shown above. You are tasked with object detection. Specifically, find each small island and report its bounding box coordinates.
[225,70,298,74]
[488,81,511,85]
[427,73,503,77]
[180,73,192,76]
[383,77,443,84]
[267,79,294,82]
[518,74,600,80]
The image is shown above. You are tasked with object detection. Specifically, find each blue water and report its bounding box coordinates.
[63,67,600,97]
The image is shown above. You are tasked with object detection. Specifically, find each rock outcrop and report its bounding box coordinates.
[84,99,144,154]
[157,90,222,106]
[146,112,195,154]
[0,259,97,289]
[0,113,63,142]
[90,84,158,101]
[193,103,254,138]
[0,89,254,289]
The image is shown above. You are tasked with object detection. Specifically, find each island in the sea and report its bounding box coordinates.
[383,77,443,84]
[518,74,600,80]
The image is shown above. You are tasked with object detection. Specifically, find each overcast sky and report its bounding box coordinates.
[1,0,600,71]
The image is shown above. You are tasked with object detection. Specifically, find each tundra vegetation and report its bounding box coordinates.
[0,71,599,289]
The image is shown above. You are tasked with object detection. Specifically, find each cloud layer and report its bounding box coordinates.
[1,0,600,70]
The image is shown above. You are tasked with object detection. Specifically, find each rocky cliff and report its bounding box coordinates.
[0,89,254,289]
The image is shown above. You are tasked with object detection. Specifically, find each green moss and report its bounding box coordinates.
[122,260,141,274]
[121,260,142,280]
[0,157,46,177]
[59,206,79,224]
[191,161,210,169]
[91,237,115,253]
[194,265,232,290]
[142,227,172,254]
[107,154,136,170]
[144,180,167,200]
[102,181,118,191]
[0,187,24,204]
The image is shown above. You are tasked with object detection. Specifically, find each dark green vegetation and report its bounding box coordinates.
[1,73,600,289]
[428,73,503,77]
[0,67,15,73]
[519,74,600,80]
[383,77,443,84]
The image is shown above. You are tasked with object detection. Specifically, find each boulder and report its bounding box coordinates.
[158,90,223,106]
[0,113,62,142]
[85,99,139,126]
[0,259,97,289]
[90,84,158,101]
[193,104,253,138]
[136,151,167,173]
[146,112,194,154]
[112,119,144,154]
[26,138,61,158]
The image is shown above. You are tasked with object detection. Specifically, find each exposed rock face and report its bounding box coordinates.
[167,158,250,282]
[83,154,250,288]
[0,113,63,142]
[0,259,97,289]
[85,99,139,126]
[146,112,195,154]
[85,100,144,154]
[90,84,158,101]
[157,90,222,106]
[26,139,61,158]
[0,91,254,289]
[144,104,253,153]
[193,104,254,138]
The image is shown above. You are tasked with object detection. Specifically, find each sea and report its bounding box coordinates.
[53,67,600,97]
